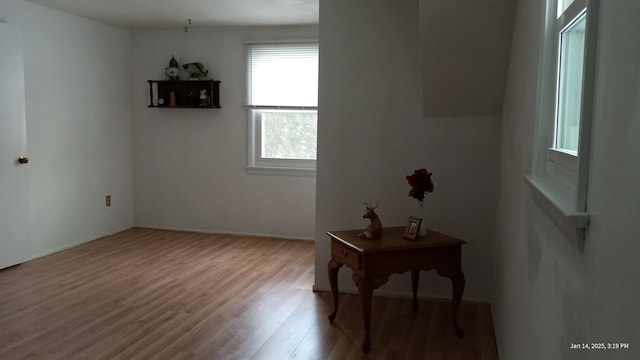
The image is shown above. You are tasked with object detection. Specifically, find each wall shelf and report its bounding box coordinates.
[147,80,221,108]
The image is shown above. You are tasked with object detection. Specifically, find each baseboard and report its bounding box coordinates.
[31,225,134,259]
[133,224,316,241]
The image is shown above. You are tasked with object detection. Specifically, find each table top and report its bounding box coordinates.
[327,226,465,254]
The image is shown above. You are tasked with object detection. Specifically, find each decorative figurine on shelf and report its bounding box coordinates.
[165,55,180,80]
[359,200,382,239]
[199,89,209,106]
[183,62,209,80]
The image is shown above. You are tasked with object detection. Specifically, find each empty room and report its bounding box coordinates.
[1,0,639,359]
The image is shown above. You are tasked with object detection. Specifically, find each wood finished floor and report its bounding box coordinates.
[0,228,498,360]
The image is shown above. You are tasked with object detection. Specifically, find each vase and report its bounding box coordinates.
[416,200,428,237]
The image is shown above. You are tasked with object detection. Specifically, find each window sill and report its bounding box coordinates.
[245,166,316,177]
[523,175,589,241]
[547,148,577,172]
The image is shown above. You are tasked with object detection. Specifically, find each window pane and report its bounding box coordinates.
[261,111,317,160]
[556,13,586,153]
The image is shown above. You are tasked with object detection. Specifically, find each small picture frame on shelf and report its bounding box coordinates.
[403,216,422,241]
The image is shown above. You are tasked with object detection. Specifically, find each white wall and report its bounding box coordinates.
[315,0,501,301]
[495,0,640,359]
[0,0,134,256]
[421,0,514,116]
[131,25,318,239]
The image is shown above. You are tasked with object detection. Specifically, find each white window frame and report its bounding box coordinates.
[247,108,317,176]
[554,8,586,155]
[245,41,318,176]
[525,0,599,243]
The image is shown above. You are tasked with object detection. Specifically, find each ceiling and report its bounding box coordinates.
[23,0,319,29]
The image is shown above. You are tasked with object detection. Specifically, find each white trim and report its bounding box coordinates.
[134,224,316,241]
[547,148,577,172]
[245,166,316,177]
[553,9,586,154]
[254,158,316,170]
[526,0,598,243]
[31,225,134,259]
[247,108,317,175]
[524,175,589,228]
[524,175,589,242]
[245,42,319,176]
[575,0,599,214]
[558,0,587,27]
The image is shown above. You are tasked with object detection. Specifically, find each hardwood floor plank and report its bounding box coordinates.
[252,292,333,360]
[0,228,498,360]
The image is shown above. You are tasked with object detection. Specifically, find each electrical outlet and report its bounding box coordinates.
[106,195,111,207]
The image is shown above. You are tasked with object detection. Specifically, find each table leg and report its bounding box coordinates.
[327,258,342,322]
[411,269,420,311]
[451,270,465,338]
[436,261,466,338]
[357,277,374,353]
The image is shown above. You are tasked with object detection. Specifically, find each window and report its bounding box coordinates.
[524,0,599,241]
[246,42,319,174]
[555,10,586,154]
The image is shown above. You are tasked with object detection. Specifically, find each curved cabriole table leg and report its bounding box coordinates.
[436,266,466,338]
[451,270,465,337]
[353,275,374,353]
[327,258,342,322]
[411,269,420,312]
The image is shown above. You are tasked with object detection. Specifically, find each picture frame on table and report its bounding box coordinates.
[403,216,422,241]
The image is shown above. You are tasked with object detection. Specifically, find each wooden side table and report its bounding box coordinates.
[327,227,466,353]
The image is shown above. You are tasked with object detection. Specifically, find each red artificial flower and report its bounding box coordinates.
[406,168,434,201]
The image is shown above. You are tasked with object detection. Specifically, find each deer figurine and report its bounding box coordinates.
[359,200,382,239]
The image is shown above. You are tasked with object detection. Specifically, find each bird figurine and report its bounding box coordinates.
[182,62,209,80]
